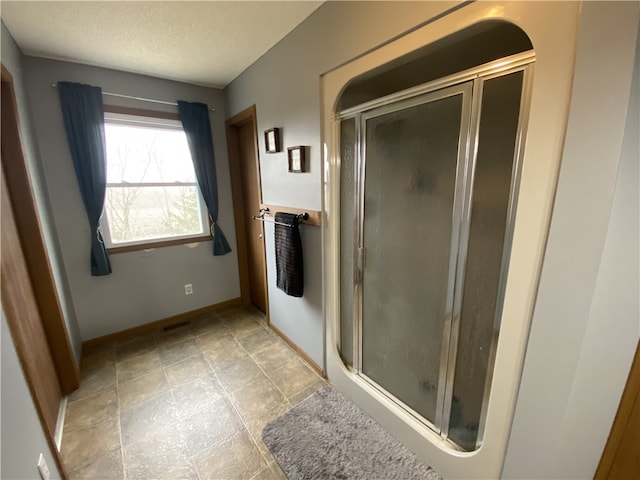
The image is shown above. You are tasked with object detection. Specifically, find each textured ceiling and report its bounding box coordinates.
[1,1,323,88]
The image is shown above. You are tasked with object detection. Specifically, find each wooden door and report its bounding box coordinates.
[226,106,268,313]
[237,120,267,312]
[595,342,640,479]
[1,162,63,436]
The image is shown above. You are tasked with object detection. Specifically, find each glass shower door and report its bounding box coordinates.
[358,84,472,427]
[337,53,533,452]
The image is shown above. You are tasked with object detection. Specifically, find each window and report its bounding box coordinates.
[102,111,210,250]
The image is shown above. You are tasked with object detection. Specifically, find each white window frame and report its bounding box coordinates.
[102,111,210,250]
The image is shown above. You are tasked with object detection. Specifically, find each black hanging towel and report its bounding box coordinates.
[275,212,304,297]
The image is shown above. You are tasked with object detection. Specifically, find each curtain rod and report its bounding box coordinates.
[50,83,215,112]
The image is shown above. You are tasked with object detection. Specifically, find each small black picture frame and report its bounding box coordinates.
[287,146,306,173]
[264,128,281,153]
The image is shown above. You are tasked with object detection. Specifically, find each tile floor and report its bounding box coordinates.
[60,306,326,480]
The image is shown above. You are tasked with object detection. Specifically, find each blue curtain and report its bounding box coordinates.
[178,101,231,256]
[57,82,112,276]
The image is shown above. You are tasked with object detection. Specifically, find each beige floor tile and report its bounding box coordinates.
[68,363,116,402]
[178,397,244,455]
[159,337,201,367]
[123,424,188,480]
[245,402,291,445]
[251,342,299,374]
[189,314,227,337]
[68,447,123,480]
[79,347,115,377]
[195,329,235,350]
[119,369,169,412]
[117,350,163,384]
[244,305,267,322]
[250,465,277,480]
[225,316,264,338]
[230,376,288,422]
[244,402,291,462]
[289,379,326,405]
[153,323,194,346]
[267,358,320,399]
[237,329,279,354]
[258,443,276,466]
[81,341,115,357]
[164,353,213,387]
[64,388,118,433]
[171,373,225,418]
[120,391,177,446]
[115,336,157,363]
[192,428,267,480]
[60,417,120,473]
[203,339,248,369]
[62,306,314,480]
[157,462,200,480]
[270,462,287,480]
[216,356,268,392]
[217,307,246,321]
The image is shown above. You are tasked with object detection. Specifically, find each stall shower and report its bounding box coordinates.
[334,22,534,452]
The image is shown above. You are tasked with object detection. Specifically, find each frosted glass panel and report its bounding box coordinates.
[449,72,524,449]
[361,94,464,422]
[340,118,356,367]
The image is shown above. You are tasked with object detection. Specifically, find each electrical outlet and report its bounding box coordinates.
[184,283,193,295]
[37,454,50,480]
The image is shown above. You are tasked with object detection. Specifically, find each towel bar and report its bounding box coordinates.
[252,208,308,227]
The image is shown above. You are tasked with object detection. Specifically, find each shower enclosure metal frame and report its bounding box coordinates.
[335,51,535,451]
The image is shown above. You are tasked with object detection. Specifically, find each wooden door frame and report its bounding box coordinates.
[595,341,640,478]
[225,105,269,320]
[1,65,79,393]
[1,64,75,478]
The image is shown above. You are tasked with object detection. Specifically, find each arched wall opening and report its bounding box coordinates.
[321,2,582,477]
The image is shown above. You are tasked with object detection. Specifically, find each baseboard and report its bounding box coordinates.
[268,323,325,377]
[82,297,242,352]
[54,396,67,449]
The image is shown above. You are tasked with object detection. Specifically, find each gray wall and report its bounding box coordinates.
[1,22,82,362]
[503,4,639,478]
[225,1,461,367]
[550,28,639,474]
[21,57,240,340]
[1,309,62,480]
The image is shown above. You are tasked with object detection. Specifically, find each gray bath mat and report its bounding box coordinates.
[262,386,442,480]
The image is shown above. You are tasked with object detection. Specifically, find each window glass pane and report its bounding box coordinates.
[105,186,205,244]
[105,123,196,183]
